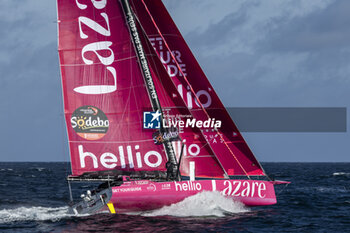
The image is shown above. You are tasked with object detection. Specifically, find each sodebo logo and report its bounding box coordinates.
[71,106,109,140]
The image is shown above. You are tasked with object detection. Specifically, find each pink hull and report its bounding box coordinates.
[109,179,276,213]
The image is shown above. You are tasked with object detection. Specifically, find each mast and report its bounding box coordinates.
[119,0,179,181]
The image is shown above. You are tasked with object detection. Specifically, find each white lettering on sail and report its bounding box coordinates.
[173,140,201,157]
[73,66,117,94]
[78,145,163,170]
[127,146,134,169]
[144,151,162,168]
[150,36,213,109]
[100,152,118,168]
[74,2,117,95]
[79,145,98,168]
[71,116,78,128]
[188,144,200,156]
[135,145,143,168]
[81,41,114,65]
[75,0,87,9]
[177,84,212,109]
[91,0,107,9]
[78,13,111,39]
[118,146,126,168]
[194,90,212,108]
[149,37,187,78]
[76,0,107,10]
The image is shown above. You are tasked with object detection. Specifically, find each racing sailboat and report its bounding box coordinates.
[57,0,288,214]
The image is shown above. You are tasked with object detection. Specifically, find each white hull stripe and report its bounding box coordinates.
[211,180,216,191]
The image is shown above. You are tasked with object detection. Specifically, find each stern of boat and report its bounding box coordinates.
[69,188,112,215]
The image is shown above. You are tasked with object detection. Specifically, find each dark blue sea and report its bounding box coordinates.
[0,162,349,232]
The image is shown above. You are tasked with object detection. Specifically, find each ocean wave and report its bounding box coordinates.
[140,191,249,217]
[295,186,348,193]
[0,168,13,172]
[333,172,350,176]
[0,206,71,224]
[29,167,46,172]
[315,187,348,193]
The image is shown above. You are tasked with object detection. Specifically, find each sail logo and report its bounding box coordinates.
[163,118,221,129]
[152,128,180,145]
[71,106,109,140]
[149,37,187,78]
[177,84,212,109]
[78,144,163,170]
[150,36,213,109]
[143,111,161,129]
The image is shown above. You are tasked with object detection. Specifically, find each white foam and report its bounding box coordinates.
[0,169,13,171]
[141,191,249,217]
[0,206,72,224]
[315,186,347,193]
[333,172,350,176]
[33,167,45,172]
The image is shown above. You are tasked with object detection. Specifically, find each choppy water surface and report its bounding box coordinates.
[0,162,349,232]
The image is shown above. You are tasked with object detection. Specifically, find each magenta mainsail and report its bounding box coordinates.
[131,0,265,176]
[57,0,170,175]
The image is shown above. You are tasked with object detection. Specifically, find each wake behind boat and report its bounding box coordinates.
[56,0,288,215]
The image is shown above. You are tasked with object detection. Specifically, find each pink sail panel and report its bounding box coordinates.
[57,0,169,175]
[131,0,265,176]
[138,24,227,178]
[191,110,264,176]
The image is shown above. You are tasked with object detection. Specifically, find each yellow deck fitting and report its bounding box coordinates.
[107,202,116,214]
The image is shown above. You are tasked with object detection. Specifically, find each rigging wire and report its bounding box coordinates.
[276,183,290,197]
